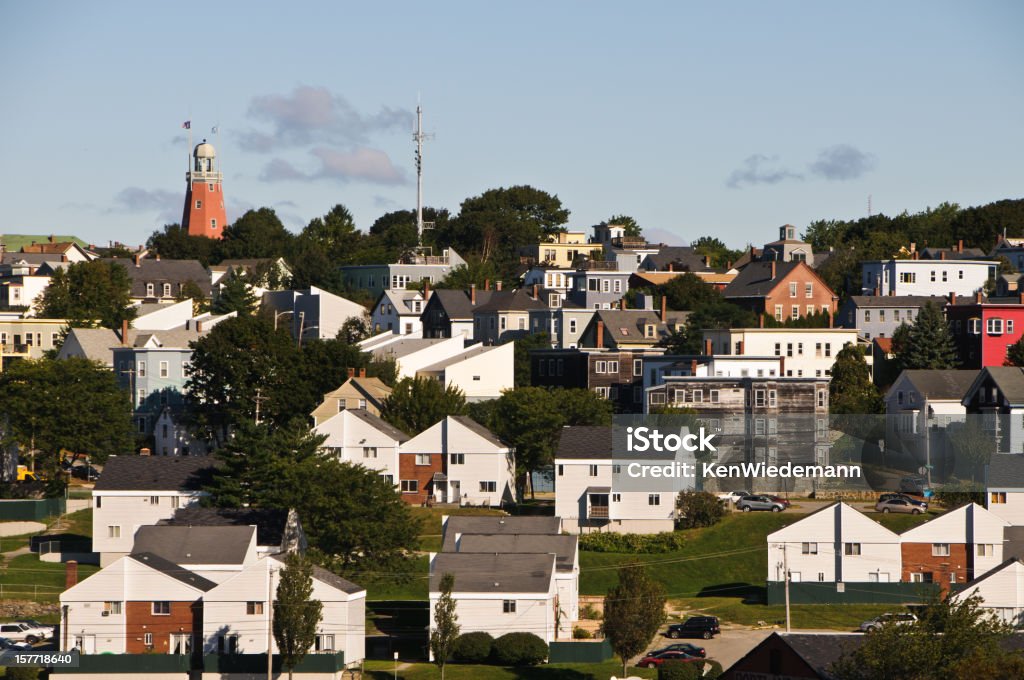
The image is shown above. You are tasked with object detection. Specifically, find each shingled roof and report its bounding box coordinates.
[132,525,255,565]
[158,507,293,547]
[101,258,213,298]
[724,261,804,298]
[987,455,1024,490]
[424,289,496,320]
[93,456,218,492]
[429,552,555,593]
[556,426,613,459]
[472,289,548,313]
[270,554,364,594]
[643,247,710,272]
[440,516,562,552]
[847,295,937,308]
[455,534,577,571]
[896,370,979,401]
[129,552,218,592]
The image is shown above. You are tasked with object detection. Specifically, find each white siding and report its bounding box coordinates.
[862,259,995,297]
[987,490,1024,526]
[955,560,1024,627]
[93,491,204,566]
[554,459,675,534]
[313,410,402,484]
[702,328,863,378]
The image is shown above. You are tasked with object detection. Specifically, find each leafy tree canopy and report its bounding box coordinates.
[829,344,883,414]
[38,260,136,329]
[896,301,959,370]
[145,223,219,266]
[606,214,642,238]
[218,207,295,260]
[603,565,667,678]
[273,552,323,680]
[380,377,467,435]
[212,269,258,316]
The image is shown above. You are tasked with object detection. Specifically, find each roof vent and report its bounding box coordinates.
[494,582,500,587]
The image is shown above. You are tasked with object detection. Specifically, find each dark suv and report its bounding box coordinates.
[666,616,720,640]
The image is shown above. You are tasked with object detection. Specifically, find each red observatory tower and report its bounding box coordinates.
[182,140,226,239]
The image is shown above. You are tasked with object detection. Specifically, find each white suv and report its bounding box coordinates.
[0,622,44,644]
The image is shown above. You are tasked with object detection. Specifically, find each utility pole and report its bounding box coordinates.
[297,311,306,349]
[267,563,274,680]
[782,543,791,633]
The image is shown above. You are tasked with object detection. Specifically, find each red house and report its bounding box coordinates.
[946,293,1024,368]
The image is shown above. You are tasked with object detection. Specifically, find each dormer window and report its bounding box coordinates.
[146,283,155,297]
[645,324,655,338]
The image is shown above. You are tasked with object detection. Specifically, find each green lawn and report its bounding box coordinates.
[411,505,506,555]
[0,553,99,602]
[363,660,657,680]
[668,595,894,630]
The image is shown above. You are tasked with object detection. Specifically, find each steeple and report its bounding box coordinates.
[182,140,226,239]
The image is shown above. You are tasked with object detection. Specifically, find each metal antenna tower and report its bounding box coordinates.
[413,104,435,247]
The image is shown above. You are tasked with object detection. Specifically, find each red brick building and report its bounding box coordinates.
[398,452,443,505]
[125,600,202,654]
[724,261,838,322]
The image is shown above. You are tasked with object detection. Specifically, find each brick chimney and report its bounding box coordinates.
[759,314,765,329]
[704,255,711,268]
[359,368,366,378]
[133,253,141,267]
[596,321,605,349]
[726,260,733,269]
[620,298,626,310]
[48,234,56,244]
[139,447,151,456]
[976,291,983,304]
[950,292,957,305]
[155,253,161,261]
[65,561,78,589]
[61,254,68,263]
[470,284,477,305]
[690,359,698,375]
[668,263,674,272]
[704,339,713,355]
[195,320,203,333]
[1018,292,1024,305]
[941,251,947,260]
[770,261,777,279]
[495,280,502,291]
[912,251,919,260]
[660,296,667,320]
[828,312,834,328]
[347,367,356,378]
[910,242,917,253]
[424,280,432,300]
[958,239,964,253]
[121,319,129,345]
[780,356,786,376]
[874,285,880,296]
[532,284,539,300]
[484,279,490,291]
[738,340,745,354]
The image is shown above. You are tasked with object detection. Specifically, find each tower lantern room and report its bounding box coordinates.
[182,140,227,239]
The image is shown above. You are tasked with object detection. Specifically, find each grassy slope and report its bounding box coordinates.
[363,660,657,680]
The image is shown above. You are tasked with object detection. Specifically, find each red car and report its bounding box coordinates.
[637,650,703,668]
[767,495,791,508]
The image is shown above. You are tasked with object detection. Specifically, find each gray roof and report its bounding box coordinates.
[774,633,865,679]
[101,258,212,297]
[129,327,203,349]
[987,455,1024,490]
[983,367,1024,406]
[93,455,218,492]
[429,552,555,593]
[920,246,988,260]
[556,426,613,459]
[441,516,562,552]
[847,295,937,308]
[449,415,507,448]
[724,261,805,298]
[897,370,979,401]
[643,247,710,272]
[129,552,218,592]
[418,344,502,373]
[132,525,255,565]
[347,408,411,443]
[455,534,577,572]
[158,507,291,547]
[370,337,451,360]
[425,289,496,320]
[269,554,364,594]
[472,289,549,313]
[60,327,134,365]
[589,308,689,345]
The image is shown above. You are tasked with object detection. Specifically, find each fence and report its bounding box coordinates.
[203,651,346,673]
[54,654,191,674]
[0,497,65,520]
[0,583,63,601]
[766,581,963,605]
[548,639,614,664]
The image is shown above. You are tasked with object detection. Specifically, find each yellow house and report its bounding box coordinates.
[311,370,393,424]
[520,232,602,268]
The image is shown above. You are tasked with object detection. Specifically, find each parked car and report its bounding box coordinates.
[0,637,31,651]
[878,493,928,510]
[875,497,924,514]
[637,650,703,668]
[717,490,751,503]
[71,465,101,481]
[649,642,706,658]
[766,495,792,508]
[14,620,53,641]
[899,476,931,495]
[860,612,918,632]
[666,616,721,639]
[0,623,40,644]
[737,495,786,512]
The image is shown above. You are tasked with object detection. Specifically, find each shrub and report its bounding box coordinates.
[452,631,494,663]
[658,659,704,680]
[492,632,548,666]
[5,668,40,680]
[572,626,593,639]
[580,603,602,620]
[933,483,985,509]
[675,491,726,529]
[579,531,687,553]
[703,659,724,678]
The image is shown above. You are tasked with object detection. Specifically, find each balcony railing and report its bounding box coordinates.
[589,505,609,519]
[574,259,618,271]
[0,344,30,354]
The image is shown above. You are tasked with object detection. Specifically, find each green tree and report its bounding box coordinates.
[831,594,1015,680]
[676,491,726,529]
[176,279,210,315]
[300,204,358,260]
[949,419,996,482]
[896,301,959,370]
[217,207,294,260]
[369,207,451,260]
[434,256,500,290]
[380,377,467,435]
[430,573,460,679]
[514,332,551,387]
[829,345,883,414]
[146,223,218,266]
[38,260,136,329]
[212,268,259,315]
[0,358,134,471]
[1006,336,1024,367]
[273,552,323,680]
[603,565,667,677]
[658,273,721,311]
[692,236,745,269]
[607,214,642,238]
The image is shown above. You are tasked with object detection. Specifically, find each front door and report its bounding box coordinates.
[450,481,460,504]
[82,635,96,654]
[170,633,191,655]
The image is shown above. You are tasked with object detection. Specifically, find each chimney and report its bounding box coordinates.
[347,367,356,379]
[484,279,490,291]
[690,359,698,375]
[532,284,539,300]
[910,242,917,253]
[155,253,161,261]
[668,263,674,272]
[1018,292,1024,306]
[726,260,733,269]
[828,312,834,328]
[121,319,129,345]
[65,561,78,590]
[470,284,477,305]
[738,340,745,354]
[950,292,957,305]
[359,368,366,378]
[889,290,895,296]
[139,447,151,456]
[704,255,711,267]
[495,280,502,291]
[759,314,765,328]
[195,320,203,333]
[941,251,947,261]
[61,254,68,263]
[133,253,140,267]
[424,280,431,300]
[780,356,785,376]
[874,285,880,297]
[48,234,56,244]
[770,261,777,279]
[620,298,626,310]
[912,251,919,260]
[976,291,983,304]
[596,321,605,349]
[704,339,713,356]
[958,239,964,253]
[660,296,667,320]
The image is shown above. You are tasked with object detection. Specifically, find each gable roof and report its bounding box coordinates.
[587,308,689,346]
[892,370,980,401]
[93,455,218,492]
[725,261,803,298]
[158,507,293,547]
[402,416,508,454]
[269,555,364,594]
[455,534,577,571]
[60,327,136,365]
[448,415,507,448]
[643,247,710,272]
[847,295,937,308]
[418,344,505,373]
[424,289,496,320]
[128,552,218,592]
[429,552,555,594]
[441,516,562,552]
[101,258,213,297]
[987,454,1024,490]
[968,367,1024,407]
[346,408,412,442]
[556,426,613,459]
[472,289,548,313]
[132,525,255,565]
[729,632,864,680]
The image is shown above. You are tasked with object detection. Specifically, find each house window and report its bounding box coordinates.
[844,543,861,556]
[991,492,1007,504]
[246,601,265,615]
[217,635,239,655]
[570,319,577,334]
[969,318,982,334]
[692,389,703,403]
[608,360,619,373]
[589,465,598,477]
[1009,320,1016,334]
[315,634,335,652]
[108,526,121,538]
[802,543,818,555]
[146,283,155,297]
[104,601,122,615]
[775,305,783,321]
[710,389,720,403]
[612,493,621,502]
[648,494,661,506]
[817,390,827,408]
[754,390,766,407]
[162,283,172,297]
[774,343,782,356]
[824,343,831,357]
[159,361,169,377]
[613,279,622,293]
[596,360,607,374]
[415,454,431,466]
[978,544,995,556]
[480,481,497,493]
[988,318,1004,335]
[557,465,564,476]
[150,496,159,505]
[932,543,950,557]
[450,453,465,465]
[400,480,419,493]
[768,390,777,407]
[95,496,102,509]
[633,359,643,376]
[144,633,154,646]
[363,447,378,459]
[805,283,813,298]
[152,601,171,615]
[791,305,799,320]
[503,600,517,613]
[137,361,147,377]
[910,572,933,583]
[789,282,798,297]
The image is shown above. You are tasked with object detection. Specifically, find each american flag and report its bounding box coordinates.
[181,121,191,130]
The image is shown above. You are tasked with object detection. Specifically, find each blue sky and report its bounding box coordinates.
[1,1,1021,250]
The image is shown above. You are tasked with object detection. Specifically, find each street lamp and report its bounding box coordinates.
[393,651,399,680]
[273,310,294,331]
